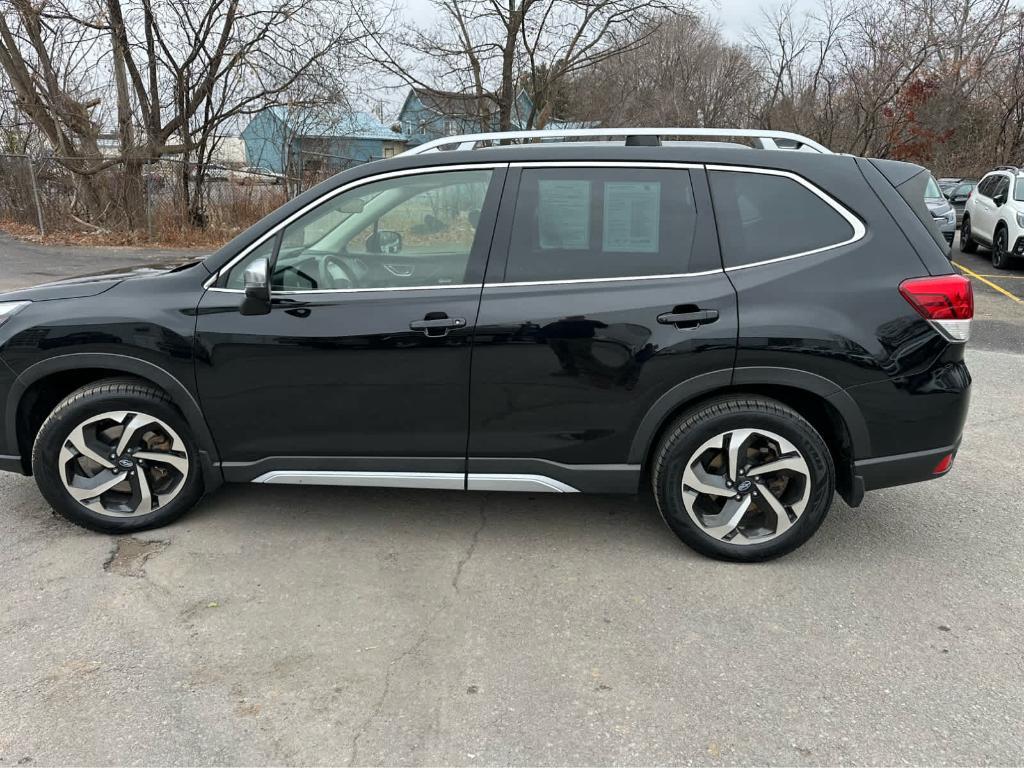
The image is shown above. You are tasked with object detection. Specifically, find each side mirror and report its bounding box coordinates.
[365,230,403,254]
[996,193,1008,206]
[240,257,271,316]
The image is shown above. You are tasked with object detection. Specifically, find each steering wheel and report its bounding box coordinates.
[319,255,358,290]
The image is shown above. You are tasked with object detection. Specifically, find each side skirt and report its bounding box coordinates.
[252,470,579,493]
[240,459,643,494]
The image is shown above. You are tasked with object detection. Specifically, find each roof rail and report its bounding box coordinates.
[995,164,1020,172]
[400,127,832,156]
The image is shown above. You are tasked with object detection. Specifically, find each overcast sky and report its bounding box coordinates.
[394,0,811,41]
[365,0,816,115]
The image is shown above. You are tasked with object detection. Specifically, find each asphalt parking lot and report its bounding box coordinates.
[1,236,1022,765]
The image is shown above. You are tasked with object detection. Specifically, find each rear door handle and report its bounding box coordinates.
[657,309,719,329]
[409,316,466,336]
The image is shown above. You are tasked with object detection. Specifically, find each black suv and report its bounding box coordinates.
[0,130,972,561]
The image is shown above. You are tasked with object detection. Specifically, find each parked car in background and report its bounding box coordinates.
[0,128,972,562]
[962,166,1024,269]
[938,177,971,196]
[231,166,284,186]
[924,174,956,247]
[945,180,977,227]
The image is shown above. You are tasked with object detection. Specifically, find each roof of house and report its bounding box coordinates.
[267,107,409,141]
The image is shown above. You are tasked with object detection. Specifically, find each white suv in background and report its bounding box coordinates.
[961,167,1024,269]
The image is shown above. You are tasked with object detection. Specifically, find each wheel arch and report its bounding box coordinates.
[7,353,221,483]
[629,367,871,506]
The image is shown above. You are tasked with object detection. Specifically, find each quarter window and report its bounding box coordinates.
[222,169,494,291]
[708,170,855,268]
[504,168,698,282]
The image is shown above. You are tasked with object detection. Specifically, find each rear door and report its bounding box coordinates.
[466,163,737,493]
[972,174,999,241]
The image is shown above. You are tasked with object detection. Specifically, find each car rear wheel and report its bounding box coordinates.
[960,216,978,253]
[992,226,1011,269]
[652,396,835,562]
[32,379,203,533]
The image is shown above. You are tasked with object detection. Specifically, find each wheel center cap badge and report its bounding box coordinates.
[117,458,134,468]
[736,479,753,494]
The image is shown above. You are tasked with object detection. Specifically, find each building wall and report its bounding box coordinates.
[241,111,288,173]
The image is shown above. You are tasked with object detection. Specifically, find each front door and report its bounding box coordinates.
[466,164,737,493]
[196,165,505,484]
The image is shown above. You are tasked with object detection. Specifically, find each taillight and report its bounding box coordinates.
[899,275,974,342]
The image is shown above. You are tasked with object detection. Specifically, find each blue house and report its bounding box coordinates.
[397,88,586,146]
[241,108,411,175]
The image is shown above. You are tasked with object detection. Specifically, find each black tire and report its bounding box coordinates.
[32,378,204,533]
[960,216,978,253]
[651,396,835,562]
[992,225,1010,269]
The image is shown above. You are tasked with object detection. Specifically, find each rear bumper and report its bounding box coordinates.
[855,441,960,493]
[0,454,24,474]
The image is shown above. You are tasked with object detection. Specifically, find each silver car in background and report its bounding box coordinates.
[925,174,956,248]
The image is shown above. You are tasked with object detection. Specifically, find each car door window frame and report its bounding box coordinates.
[706,164,866,271]
[484,161,723,287]
[208,163,508,294]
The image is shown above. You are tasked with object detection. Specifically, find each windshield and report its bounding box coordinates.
[1015,177,1024,202]
[924,175,943,200]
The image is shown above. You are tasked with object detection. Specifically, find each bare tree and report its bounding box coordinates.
[0,0,366,228]
[564,13,761,128]
[357,0,684,133]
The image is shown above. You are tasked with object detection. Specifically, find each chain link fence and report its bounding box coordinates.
[0,152,372,244]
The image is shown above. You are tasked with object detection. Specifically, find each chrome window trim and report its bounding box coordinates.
[206,283,483,296]
[204,162,506,291]
[207,160,867,293]
[486,270,722,289]
[706,164,867,272]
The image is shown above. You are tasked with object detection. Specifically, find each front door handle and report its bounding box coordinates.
[410,315,466,337]
[657,308,719,329]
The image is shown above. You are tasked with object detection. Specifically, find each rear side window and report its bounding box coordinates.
[978,175,996,197]
[708,170,856,267]
[504,168,697,282]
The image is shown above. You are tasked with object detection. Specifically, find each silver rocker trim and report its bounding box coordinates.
[252,470,580,493]
[254,470,464,490]
[466,474,579,493]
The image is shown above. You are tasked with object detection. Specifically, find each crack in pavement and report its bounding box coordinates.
[348,500,487,766]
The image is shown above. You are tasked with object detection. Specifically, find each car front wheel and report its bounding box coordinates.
[652,396,835,562]
[32,379,203,533]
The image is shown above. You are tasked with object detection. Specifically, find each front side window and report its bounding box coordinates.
[708,170,856,268]
[223,169,494,291]
[504,167,697,282]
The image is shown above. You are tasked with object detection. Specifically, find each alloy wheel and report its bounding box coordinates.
[57,410,189,517]
[681,428,811,545]
[994,230,1008,267]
